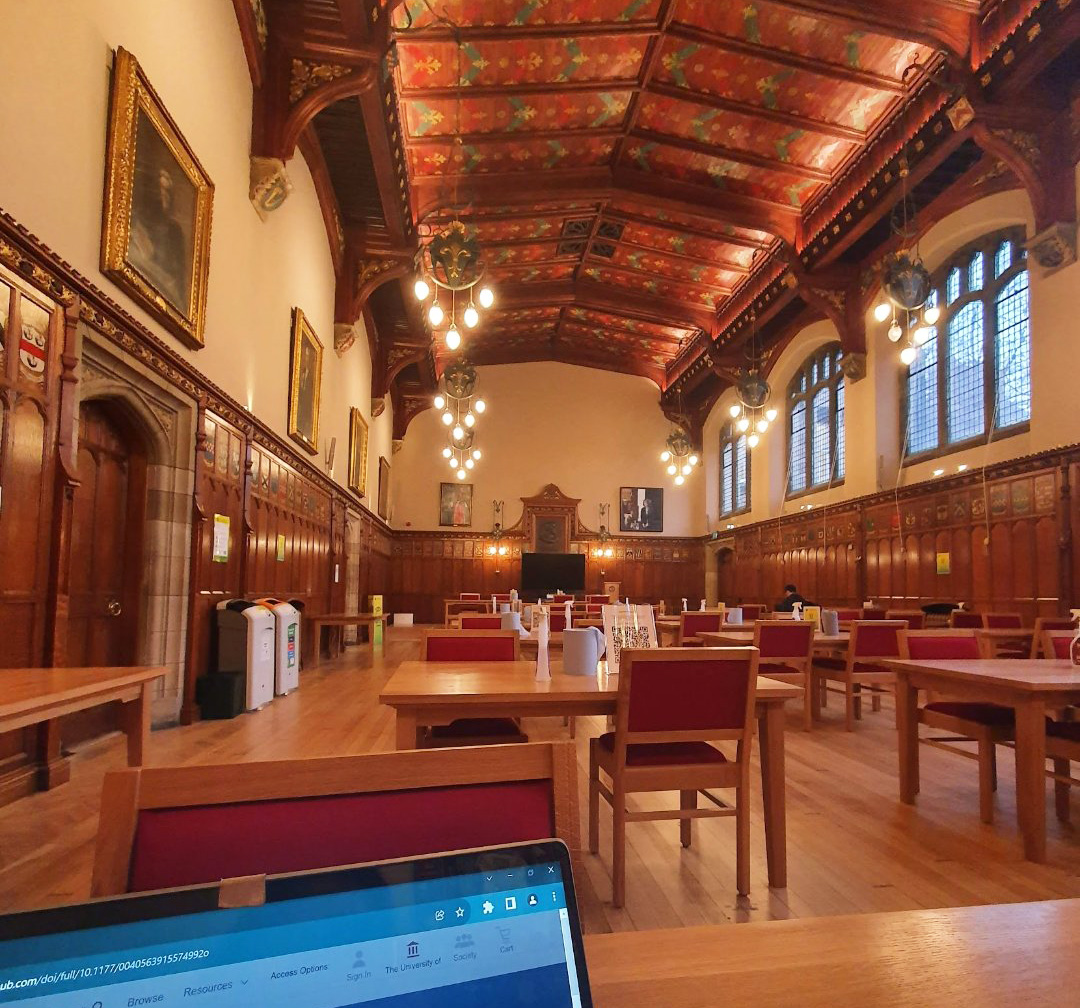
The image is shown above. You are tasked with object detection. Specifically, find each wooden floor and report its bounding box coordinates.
[3,628,1080,932]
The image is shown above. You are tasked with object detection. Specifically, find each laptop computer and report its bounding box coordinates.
[0,839,592,1007]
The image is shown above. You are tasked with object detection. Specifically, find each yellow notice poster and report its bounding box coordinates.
[212,514,230,563]
[369,594,383,645]
[936,552,951,575]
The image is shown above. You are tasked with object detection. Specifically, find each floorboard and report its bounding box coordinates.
[2,629,1080,932]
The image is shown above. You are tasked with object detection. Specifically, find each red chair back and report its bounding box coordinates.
[756,621,814,659]
[425,631,517,661]
[492,593,512,602]
[619,649,758,737]
[586,595,610,605]
[459,615,503,629]
[739,604,766,621]
[680,612,724,637]
[902,630,981,659]
[548,613,568,632]
[1045,631,1074,659]
[551,594,574,604]
[586,604,603,614]
[886,611,925,629]
[863,607,887,620]
[985,612,1023,629]
[851,621,905,660]
[459,593,482,600]
[950,611,985,628]
[835,608,862,622]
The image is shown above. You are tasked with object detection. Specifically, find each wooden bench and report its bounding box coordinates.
[306,612,386,666]
[0,666,164,776]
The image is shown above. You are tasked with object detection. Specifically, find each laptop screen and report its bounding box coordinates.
[0,840,591,1008]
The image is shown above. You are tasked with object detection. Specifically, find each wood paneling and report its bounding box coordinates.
[719,449,1076,619]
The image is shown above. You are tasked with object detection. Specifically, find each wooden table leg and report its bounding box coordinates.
[1014,697,1048,863]
[896,672,919,804]
[395,711,421,750]
[758,701,787,889]
[120,683,152,767]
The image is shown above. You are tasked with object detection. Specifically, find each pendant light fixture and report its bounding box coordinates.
[727,308,776,449]
[434,360,487,479]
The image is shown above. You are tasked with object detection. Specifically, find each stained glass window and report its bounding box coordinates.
[719,422,749,516]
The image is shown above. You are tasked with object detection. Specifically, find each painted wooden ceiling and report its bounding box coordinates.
[388,0,939,383]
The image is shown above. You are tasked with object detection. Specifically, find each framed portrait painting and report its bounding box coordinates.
[288,308,323,454]
[439,482,473,528]
[619,487,663,533]
[377,456,391,520]
[101,48,214,349]
[348,407,369,496]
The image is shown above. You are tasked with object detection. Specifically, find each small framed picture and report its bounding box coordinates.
[287,308,323,454]
[348,407,369,496]
[100,48,214,349]
[619,487,663,532]
[440,482,473,527]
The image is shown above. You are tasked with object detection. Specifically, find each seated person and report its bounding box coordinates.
[774,584,810,613]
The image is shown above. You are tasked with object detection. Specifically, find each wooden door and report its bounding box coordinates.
[64,399,147,744]
[716,547,735,604]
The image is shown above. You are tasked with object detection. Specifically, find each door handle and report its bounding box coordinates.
[106,599,123,617]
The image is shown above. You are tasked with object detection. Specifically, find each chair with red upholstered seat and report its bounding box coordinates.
[811,620,905,731]
[902,629,1011,823]
[551,594,574,604]
[834,608,862,623]
[984,612,1024,628]
[1031,618,1076,657]
[492,593,511,603]
[753,620,815,731]
[863,606,888,620]
[1043,629,1074,660]
[588,647,759,906]
[586,594,610,606]
[886,609,925,629]
[738,603,767,621]
[90,742,579,898]
[950,610,985,629]
[421,630,526,746]
[676,609,725,646]
[459,614,504,629]
[459,592,482,601]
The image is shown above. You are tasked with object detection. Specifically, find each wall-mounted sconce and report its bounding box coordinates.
[592,503,614,573]
[486,500,508,571]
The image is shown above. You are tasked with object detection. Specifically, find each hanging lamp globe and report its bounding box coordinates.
[736,370,771,411]
[882,251,931,311]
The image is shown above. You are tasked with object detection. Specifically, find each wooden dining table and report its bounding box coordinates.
[379,659,801,888]
[885,657,1080,862]
[585,897,1080,1007]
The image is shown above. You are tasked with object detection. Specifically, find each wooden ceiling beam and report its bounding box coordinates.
[391,20,660,42]
[630,127,833,183]
[646,80,865,142]
[601,208,769,252]
[407,126,625,147]
[760,0,974,61]
[395,79,640,101]
[666,22,908,94]
[579,257,733,297]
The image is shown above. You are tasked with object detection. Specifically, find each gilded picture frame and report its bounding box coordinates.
[288,308,323,454]
[348,407,369,496]
[101,47,214,350]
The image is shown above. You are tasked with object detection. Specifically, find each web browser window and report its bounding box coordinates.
[0,849,588,1008]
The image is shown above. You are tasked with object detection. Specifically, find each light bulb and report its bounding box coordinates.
[465,458,474,469]
[914,326,931,345]
[660,450,671,462]
[666,464,677,476]
[463,305,479,328]
[924,306,940,325]
[457,469,466,480]
[428,303,444,326]
[448,457,457,468]
[464,413,475,427]
[729,404,741,418]
[674,474,685,486]
[736,417,750,433]
[474,399,486,413]
[888,320,903,342]
[766,408,778,422]
[472,449,482,460]
[452,425,464,440]
[442,447,452,458]
[441,411,453,425]
[689,454,699,466]
[445,327,461,351]
[874,302,892,322]
[478,286,494,308]
[434,394,445,410]
[681,464,691,476]
[747,433,760,448]
[414,278,430,301]
[900,345,918,365]
[756,419,768,433]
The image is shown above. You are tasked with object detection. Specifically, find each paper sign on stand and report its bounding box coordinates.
[212,515,230,563]
[369,595,383,645]
[601,603,657,675]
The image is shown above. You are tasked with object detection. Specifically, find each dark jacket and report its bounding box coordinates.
[774,592,809,613]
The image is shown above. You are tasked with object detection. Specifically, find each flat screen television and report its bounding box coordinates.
[521,552,585,595]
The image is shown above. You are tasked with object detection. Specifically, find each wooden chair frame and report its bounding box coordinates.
[811,621,906,731]
[753,620,816,731]
[1031,619,1077,658]
[676,608,726,646]
[900,629,1012,823]
[92,742,578,898]
[422,628,522,660]
[588,647,759,906]
[949,610,986,629]
[885,609,926,629]
[1043,629,1075,661]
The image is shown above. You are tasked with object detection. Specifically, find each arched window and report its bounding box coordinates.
[788,343,845,496]
[903,228,1030,460]
[720,421,749,517]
